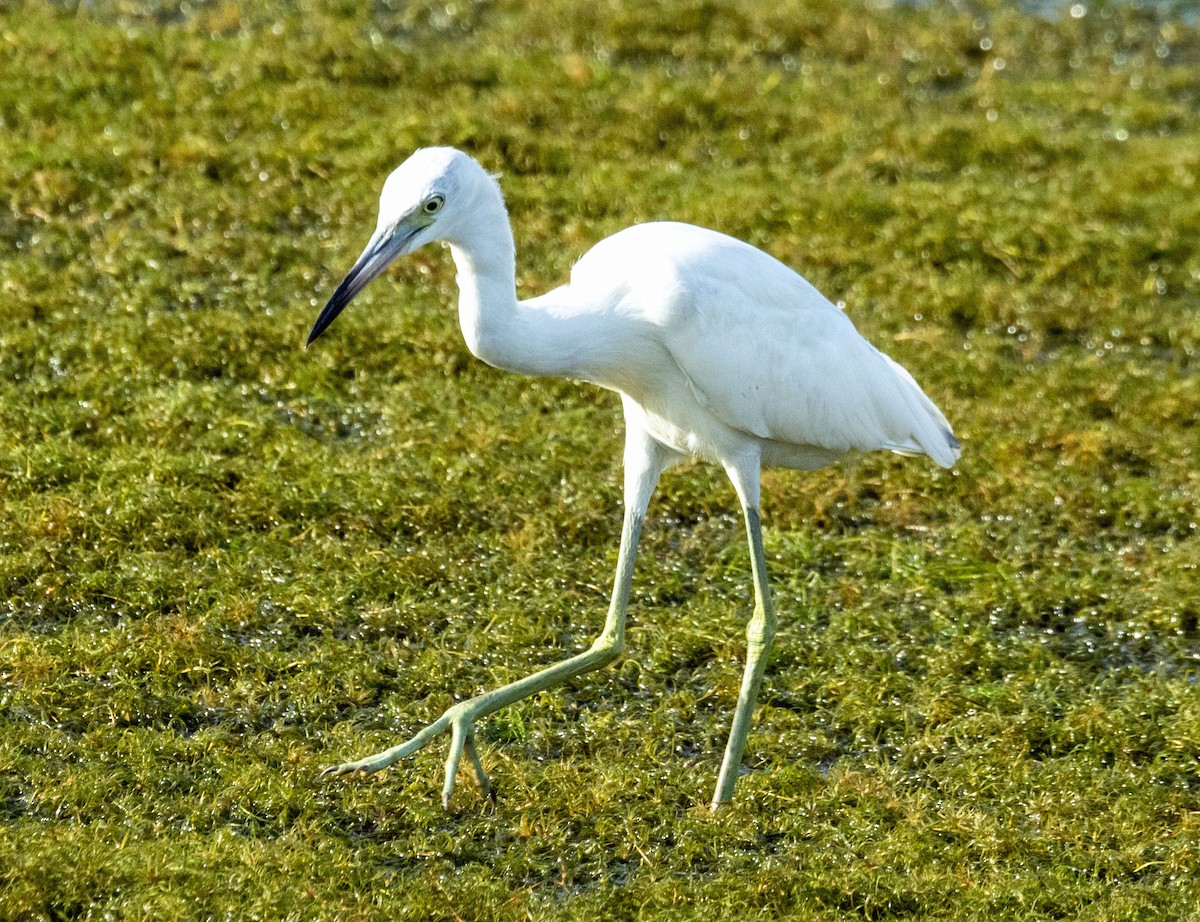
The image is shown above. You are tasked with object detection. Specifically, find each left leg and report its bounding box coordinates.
[711,461,778,809]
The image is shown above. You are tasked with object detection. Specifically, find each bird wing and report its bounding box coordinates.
[672,304,958,465]
[579,223,959,468]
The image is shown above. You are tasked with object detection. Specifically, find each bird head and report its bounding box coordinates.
[306,147,496,346]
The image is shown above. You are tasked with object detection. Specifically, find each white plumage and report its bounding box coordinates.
[308,147,959,811]
[548,221,958,468]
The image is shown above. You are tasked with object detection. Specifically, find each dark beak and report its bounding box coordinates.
[306,224,417,346]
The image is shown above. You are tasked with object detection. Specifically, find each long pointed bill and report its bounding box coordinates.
[306,223,419,346]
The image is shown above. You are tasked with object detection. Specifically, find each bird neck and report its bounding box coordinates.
[448,198,576,379]
[447,189,614,384]
[449,230,522,367]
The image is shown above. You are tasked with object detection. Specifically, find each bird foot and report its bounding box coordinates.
[320,701,493,809]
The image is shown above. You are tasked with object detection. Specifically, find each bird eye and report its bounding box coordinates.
[423,195,444,214]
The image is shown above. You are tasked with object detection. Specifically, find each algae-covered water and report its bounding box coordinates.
[1,1,1199,919]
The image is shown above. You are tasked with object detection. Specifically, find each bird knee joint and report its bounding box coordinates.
[748,605,777,633]
[589,632,624,661]
[747,612,777,646]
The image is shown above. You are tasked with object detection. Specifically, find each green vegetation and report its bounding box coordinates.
[2,0,1198,918]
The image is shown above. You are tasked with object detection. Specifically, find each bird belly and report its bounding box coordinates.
[759,438,847,472]
[621,377,849,473]
[620,381,755,468]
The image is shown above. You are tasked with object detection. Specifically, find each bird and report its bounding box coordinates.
[307,146,960,811]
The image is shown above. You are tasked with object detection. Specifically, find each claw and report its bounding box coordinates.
[463,731,494,802]
[441,713,494,809]
[319,761,374,778]
[319,705,492,811]
[442,721,467,809]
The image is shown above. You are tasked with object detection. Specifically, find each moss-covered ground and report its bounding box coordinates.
[2,0,1199,918]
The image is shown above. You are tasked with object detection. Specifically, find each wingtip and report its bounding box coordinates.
[941,428,962,467]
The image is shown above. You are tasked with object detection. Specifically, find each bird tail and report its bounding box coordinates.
[879,354,961,468]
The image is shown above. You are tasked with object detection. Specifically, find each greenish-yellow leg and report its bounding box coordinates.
[322,433,666,808]
[710,504,778,810]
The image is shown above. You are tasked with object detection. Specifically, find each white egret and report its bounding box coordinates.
[308,147,960,811]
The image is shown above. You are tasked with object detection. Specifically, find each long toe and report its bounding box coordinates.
[320,760,374,778]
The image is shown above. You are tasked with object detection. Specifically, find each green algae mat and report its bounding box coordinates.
[1,1,1198,918]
